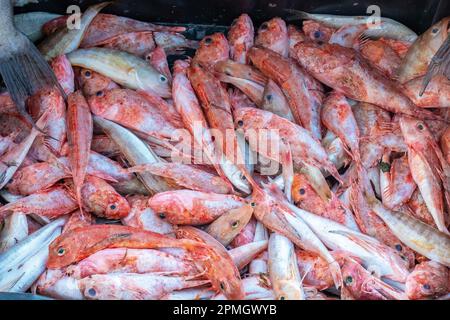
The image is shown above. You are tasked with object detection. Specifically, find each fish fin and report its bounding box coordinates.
[356,33,372,50]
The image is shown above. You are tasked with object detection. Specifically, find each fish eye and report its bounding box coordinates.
[279,296,285,300]
[313,31,322,39]
[266,94,273,101]
[417,123,424,130]
[237,120,244,127]
[145,55,151,61]
[260,22,268,30]
[231,221,239,228]
[204,37,212,44]
[87,288,96,296]
[96,91,104,97]
[379,161,391,173]
[423,284,431,290]
[84,70,92,78]
[432,28,438,34]
[159,213,166,219]
[345,276,353,285]
[57,247,66,256]
[160,75,167,82]
[219,282,225,290]
[299,188,306,195]
[109,204,117,210]
[395,244,402,252]
[250,202,256,207]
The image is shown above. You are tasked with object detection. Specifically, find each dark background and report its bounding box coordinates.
[15,0,450,33]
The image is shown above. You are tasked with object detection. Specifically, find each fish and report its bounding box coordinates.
[228,14,254,63]
[38,2,110,60]
[47,224,206,269]
[205,204,254,246]
[66,91,93,217]
[286,10,418,42]
[366,195,450,267]
[399,116,450,234]
[67,48,171,98]
[268,233,305,300]
[148,189,245,225]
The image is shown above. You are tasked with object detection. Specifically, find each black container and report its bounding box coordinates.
[15,0,450,35]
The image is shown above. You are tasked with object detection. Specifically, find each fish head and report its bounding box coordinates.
[405,261,449,299]
[255,17,288,48]
[47,231,82,269]
[135,67,172,98]
[104,192,131,219]
[221,204,254,235]
[77,68,118,96]
[398,116,433,147]
[228,13,254,45]
[193,33,230,69]
[341,258,366,295]
[423,17,450,52]
[291,173,317,206]
[302,20,334,43]
[86,89,111,116]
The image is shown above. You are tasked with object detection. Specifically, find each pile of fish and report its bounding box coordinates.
[0,3,449,300]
